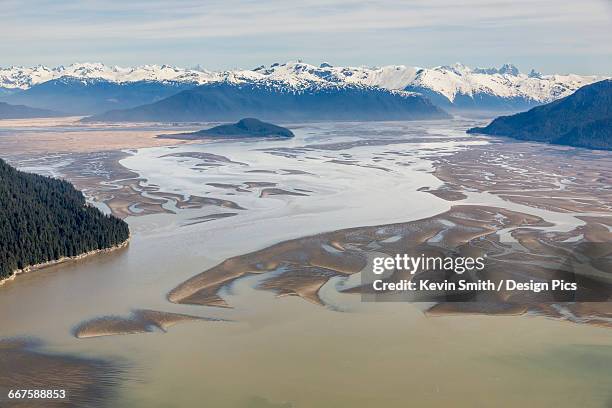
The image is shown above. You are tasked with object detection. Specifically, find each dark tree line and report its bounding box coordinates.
[0,158,129,279]
[467,79,611,150]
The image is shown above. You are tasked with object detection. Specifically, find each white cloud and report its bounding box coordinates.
[1,0,610,73]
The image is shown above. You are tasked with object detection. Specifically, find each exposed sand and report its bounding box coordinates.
[259,188,309,198]
[258,266,339,305]
[0,238,130,288]
[1,119,610,406]
[168,205,543,306]
[243,181,277,188]
[168,203,611,327]
[428,140,612,215]
[417,186,468,201]
[6,151,247,219]
[0,118,253,219]
[161,151,247,166]
[4,120,610,329]
[0,117,195,155]
[73,309,224,338]
[182,212,239,226]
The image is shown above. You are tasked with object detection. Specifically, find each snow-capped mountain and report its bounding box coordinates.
[0,61,605,115]
[85,80,449,122]
[0,62,419,90]
[467,79,612,150]
[404,63,601,111]
[0,63,217,90]
[3,77,196,115]
[250,62,602,111]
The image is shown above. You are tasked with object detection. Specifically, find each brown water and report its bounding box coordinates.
[1,119,611,407]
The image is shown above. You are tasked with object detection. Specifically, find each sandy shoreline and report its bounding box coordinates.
[4,119,609,322]
[0,118,611,407]
[168,203,611,328]
[0,237,130,287]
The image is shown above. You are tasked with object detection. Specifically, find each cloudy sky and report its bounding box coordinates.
[2,0,611,74]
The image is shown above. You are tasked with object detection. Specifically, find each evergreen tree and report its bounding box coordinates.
[0,158,129,279]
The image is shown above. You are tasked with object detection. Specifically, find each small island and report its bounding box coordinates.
[160,118,295,140]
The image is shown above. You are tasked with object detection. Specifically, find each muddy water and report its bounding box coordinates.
[1,120,611,407]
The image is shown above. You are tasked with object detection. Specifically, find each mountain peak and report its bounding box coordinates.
[472,63,519,76]
[467,79,612,150]
[498,63,520,76]
[0,61,605,113]
[528,69,543,78]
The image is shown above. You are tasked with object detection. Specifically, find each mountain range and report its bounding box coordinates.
[467,79,611,150]
[84,81,449,122]
[0,101,64,119]
[3,77,195,115]
[0,62,605,117]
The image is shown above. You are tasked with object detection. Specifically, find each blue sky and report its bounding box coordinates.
[2,0,611,74]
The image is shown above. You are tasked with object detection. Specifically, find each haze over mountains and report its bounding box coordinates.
[0,62,604,117]
[4,77,194,116]
[84,81,449,122]
[0,102,64,119]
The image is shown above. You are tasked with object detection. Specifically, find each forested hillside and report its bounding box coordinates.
[84,81,450,122]
[467,79,611,150]
[0,159,129,279]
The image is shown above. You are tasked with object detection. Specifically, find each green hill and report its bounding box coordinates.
[0,159,129,279]
[163,118,294,140]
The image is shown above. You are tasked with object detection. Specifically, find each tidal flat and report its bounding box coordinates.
[0,118,610,407]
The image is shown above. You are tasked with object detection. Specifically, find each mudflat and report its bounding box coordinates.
[1,118,610,407]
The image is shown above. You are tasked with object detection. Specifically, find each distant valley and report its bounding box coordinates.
[0,101,65,119]
[3,77,195,115]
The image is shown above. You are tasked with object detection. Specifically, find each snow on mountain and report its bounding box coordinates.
[229,61,603,105]
[406,63,601,104]
[0,61,416,94]
[0,61,605,108]
[0,63,219,89]
[250,62,421,91]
